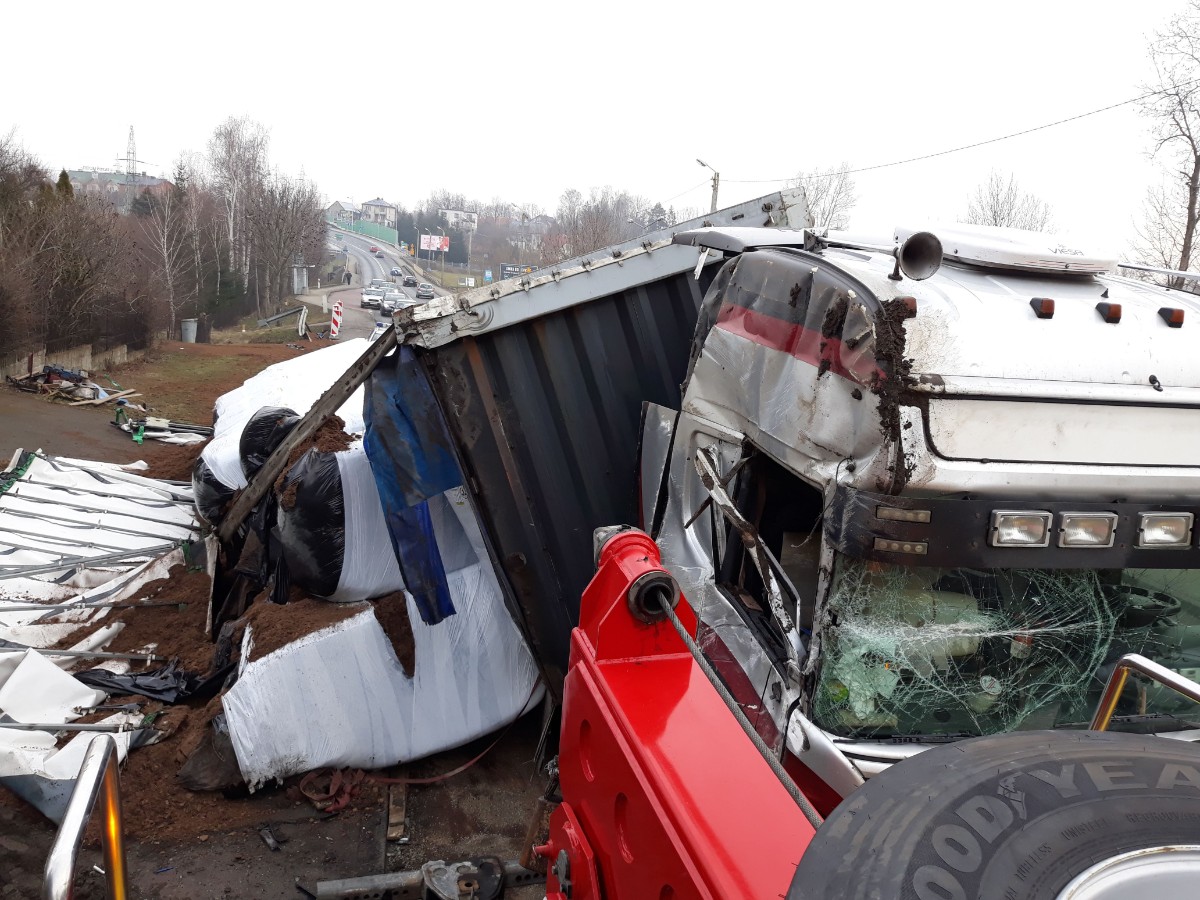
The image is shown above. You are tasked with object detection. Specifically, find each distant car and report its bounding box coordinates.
[370,278,391,289]
[375,251,385,259]
[380,290,415,315]
[368,246,380,253]
[415,283,435,300]
[402,275,418,287]
[390,267,403,277]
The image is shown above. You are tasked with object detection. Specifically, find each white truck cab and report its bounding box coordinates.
[642,223,1200,790]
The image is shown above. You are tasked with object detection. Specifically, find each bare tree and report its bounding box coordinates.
[248,172,324,312]
[963,170,1053,231]
[1135,2,1200,281]
[138,188,193,338]
[207,116,268,291]
[792,163,857,229]
[545,187,647,260]
[0,130,47,252]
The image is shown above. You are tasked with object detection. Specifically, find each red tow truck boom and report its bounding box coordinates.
[534,527,815,899]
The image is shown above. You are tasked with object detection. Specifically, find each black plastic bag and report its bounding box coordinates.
[73,659,200,703]
[276,448,345,597]
[192,457,234,525]
[238,406,299,481]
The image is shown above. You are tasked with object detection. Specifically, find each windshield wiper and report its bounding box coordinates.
[879,732,976,744]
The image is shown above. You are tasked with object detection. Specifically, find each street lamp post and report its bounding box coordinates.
[697,158,720,213]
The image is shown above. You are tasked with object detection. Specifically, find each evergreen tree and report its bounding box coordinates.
[130,187,154,218]
[55,169,73,198]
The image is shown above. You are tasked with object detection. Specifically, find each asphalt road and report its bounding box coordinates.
[324,227,435,341]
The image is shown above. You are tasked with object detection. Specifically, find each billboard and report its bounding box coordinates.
[420,235,450,252]
[500,263,539,279]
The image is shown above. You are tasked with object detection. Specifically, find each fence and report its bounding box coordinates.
[329,218,399,246]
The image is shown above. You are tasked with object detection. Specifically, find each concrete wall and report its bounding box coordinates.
[1,343,144,380]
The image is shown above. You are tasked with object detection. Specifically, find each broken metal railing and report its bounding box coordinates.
[0,541,181,580]
[42,734,129,900]
[1090,653,1200,731]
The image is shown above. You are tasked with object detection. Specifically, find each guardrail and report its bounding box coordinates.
[42,734,128,900]
[1090,653,1200,731]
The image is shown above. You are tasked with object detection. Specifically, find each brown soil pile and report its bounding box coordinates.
[242,597,367,660]
[50,567,216,673]
[140,441,206,482]
[372,591,416,677]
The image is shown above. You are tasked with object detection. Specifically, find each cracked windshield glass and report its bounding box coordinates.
[812,560,1200,737]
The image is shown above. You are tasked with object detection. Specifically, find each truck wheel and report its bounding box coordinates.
[788,730,1200,900]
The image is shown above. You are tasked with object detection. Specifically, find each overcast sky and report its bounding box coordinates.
[3,0,1183,251]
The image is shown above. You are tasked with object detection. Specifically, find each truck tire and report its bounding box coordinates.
[788,730,1200,900]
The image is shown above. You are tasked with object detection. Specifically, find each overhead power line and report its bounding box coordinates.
[723,80,1200,186]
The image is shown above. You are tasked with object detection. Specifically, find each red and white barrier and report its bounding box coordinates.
[330,300,344,338]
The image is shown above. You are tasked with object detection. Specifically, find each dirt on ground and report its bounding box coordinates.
[140,441,206,482]
[108,342,308,426]
[1,341,305,465]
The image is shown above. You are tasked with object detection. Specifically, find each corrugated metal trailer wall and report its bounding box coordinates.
[417,264,719,688]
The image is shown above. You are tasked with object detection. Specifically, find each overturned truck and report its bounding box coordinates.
[389,210,1200,895]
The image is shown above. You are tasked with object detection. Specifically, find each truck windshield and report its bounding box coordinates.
[811,558,1200,738]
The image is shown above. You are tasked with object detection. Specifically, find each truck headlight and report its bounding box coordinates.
[1059,512,1118,548]
[989,510,1051,547]
[1137,512,1194,548]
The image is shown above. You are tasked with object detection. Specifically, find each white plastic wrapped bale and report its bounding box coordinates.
[222,487,544,788]
[277,446,406,602]
[199,339,370,492]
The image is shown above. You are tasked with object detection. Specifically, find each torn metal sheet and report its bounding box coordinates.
[0,451,198,591]
[0,712,150,823]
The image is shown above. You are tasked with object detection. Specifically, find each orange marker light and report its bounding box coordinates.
[1029,297,1055,319]
[1159,307,1185,328]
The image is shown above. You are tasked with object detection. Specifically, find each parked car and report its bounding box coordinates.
[390,267,403,277]
[403,275,418,288]
[415,283,435,300]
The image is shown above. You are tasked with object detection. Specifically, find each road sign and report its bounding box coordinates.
[500,264,539,279]
[484,269,493,283]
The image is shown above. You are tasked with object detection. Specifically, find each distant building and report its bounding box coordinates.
[362,198,398,229]
[511,214,555,252]
[67,169,172,214]
[440,209,479,232]
[326,200,361,224]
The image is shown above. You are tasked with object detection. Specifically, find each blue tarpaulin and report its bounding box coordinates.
[364,345,463,624]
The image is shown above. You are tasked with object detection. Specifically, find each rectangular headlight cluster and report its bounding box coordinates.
[989,510,1194,549]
